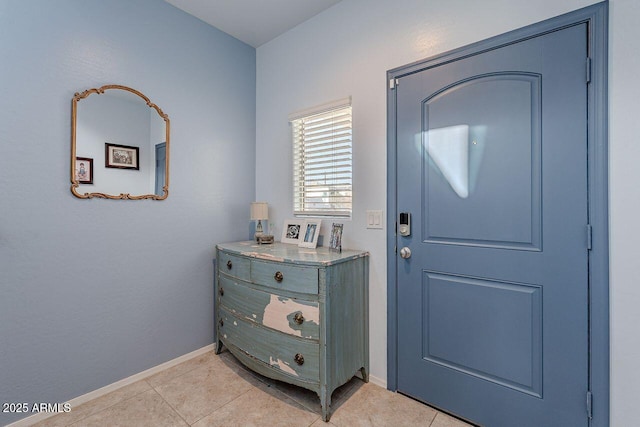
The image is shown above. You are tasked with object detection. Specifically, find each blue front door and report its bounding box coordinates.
[395,23,589,426]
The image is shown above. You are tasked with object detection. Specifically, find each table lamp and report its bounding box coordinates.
[250,202,269,241]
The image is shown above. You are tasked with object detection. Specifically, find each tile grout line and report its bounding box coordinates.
[146,380,191,426]
[241,367,323,415]
[146,352,265,426]
[13,347,216,427]
[427,410,439,427]
[149,351,266,425]
[224,353,367,423]
[146,353,219,389]
[61,382,155,427]
[184,386,257,426]
[206,354,326,425]
[260,384,323,424]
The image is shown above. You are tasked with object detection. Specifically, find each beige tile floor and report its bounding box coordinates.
[31,349,473,427]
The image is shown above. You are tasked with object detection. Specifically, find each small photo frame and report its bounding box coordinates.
[105,143,139,170]
[299,220,322,249]
[329,223,343,252]
[75,157,93,184]
[281,219,305,244]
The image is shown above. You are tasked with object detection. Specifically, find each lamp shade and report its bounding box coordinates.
[250,202,269,220]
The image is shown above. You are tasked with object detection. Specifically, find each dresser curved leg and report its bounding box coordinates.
[320,389,332,422]
[360,366,369,383]
[214,339,224,355]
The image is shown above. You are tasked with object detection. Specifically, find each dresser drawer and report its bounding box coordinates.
[217,251,250,281]
[219,276,320,340]
[219,307,319,382]
[251,260,318,294]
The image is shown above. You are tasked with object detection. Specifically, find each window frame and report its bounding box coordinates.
[290,98,353,218]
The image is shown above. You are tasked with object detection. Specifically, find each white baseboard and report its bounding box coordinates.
[6,344,215,427]
[368,374,387,389]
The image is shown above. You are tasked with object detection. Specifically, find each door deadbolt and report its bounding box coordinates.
[399,212,411,236]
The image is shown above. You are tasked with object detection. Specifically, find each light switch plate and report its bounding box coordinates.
[366,210,384,229]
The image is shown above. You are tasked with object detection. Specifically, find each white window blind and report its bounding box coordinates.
[292,103,352,217]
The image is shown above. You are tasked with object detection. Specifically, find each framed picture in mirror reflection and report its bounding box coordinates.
[75,157,93,184]
[105,143,139,170]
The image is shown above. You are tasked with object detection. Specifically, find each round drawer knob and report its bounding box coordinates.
[219,318,224,327]
[219,287,224,296]
[294,353,304,365]
[274,271,284,283]
[293,312,304,325]
[226,260,232,270]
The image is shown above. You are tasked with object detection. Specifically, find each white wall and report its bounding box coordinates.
[608,0,640,424]
[257,0,639,424]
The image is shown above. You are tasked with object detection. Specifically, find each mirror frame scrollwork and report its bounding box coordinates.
[71,84,170,200]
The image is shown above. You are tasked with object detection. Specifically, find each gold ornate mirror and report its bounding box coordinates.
[71,85,170,199]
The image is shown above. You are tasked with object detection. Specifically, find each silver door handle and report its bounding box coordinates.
[400,247,412,259]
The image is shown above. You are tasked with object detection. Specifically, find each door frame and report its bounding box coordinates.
[386,2,609,425]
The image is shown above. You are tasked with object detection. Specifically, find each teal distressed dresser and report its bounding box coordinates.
[215,241,369,421]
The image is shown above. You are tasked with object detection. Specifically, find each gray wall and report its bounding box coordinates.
[0,1,256,424]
